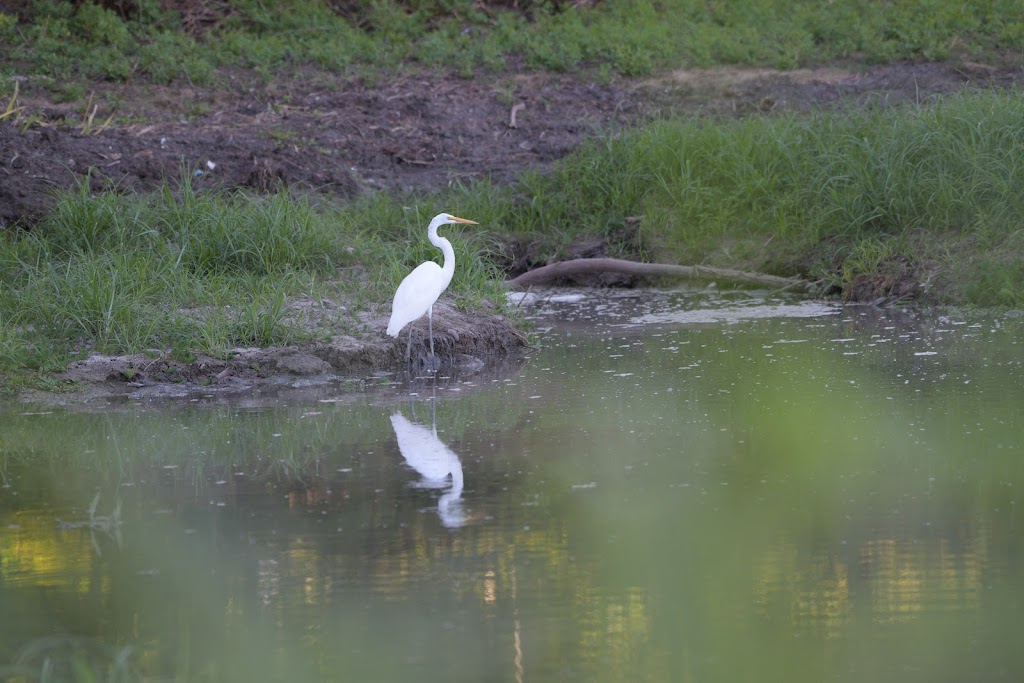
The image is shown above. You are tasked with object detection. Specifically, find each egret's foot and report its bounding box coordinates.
[424,354,441,372]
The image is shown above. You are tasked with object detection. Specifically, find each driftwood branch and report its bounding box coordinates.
[505,257,811,291]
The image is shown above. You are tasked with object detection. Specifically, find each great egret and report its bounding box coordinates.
[386,212,478,363]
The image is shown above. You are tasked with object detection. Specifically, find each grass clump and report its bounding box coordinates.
[483,89,1024,305]
[0,178,509,380]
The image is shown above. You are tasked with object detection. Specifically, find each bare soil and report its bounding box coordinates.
[5,61,1021,229]
[3,60,1022,399]
[17,300,528,402]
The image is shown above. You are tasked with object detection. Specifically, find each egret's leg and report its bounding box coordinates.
[428,306,435,358]
[406,326,413,362]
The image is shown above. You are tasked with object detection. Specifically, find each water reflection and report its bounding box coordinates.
[1,291,1023,682]
[390,394,466,528]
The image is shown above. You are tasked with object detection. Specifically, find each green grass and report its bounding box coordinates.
[0,178,509,382]
[1,0,1022,91]
[481,89,1024,306]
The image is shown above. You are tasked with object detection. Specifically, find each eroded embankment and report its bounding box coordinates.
[23,302,528,403]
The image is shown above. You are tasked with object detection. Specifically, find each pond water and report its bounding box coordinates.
[1,289,1022,682]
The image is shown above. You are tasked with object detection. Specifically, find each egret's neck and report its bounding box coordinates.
[449,458,464,496]
[428,226,455,281]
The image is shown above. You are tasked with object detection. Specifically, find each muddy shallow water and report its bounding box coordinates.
[2,289,1023,682]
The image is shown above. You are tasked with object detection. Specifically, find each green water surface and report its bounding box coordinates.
[1,290,1022,682]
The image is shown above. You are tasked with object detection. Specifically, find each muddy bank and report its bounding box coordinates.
[0,69,647,229]
[4,62,1021,230]
[18,301,528,403]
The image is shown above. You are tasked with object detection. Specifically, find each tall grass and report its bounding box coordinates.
[485,89,1024,305]
[0,181,507,378]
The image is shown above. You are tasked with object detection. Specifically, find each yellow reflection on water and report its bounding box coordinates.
[862,534,983,622]
[753,542,851,638]
[600,587,653,679]
[863,538,924,622]
[1,512,100,591]
[754,532,984,636]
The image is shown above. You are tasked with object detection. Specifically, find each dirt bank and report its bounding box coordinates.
[4,62,1020,230]
[16,300,528,403]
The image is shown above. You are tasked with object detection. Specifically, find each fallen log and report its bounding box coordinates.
[505,257,812,291]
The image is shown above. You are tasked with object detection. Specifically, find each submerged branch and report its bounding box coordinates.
[505,257,812,291]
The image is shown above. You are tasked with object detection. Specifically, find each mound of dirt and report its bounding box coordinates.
[20,301,527,402]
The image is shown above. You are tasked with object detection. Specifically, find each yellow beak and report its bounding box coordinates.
[450,215,479,225]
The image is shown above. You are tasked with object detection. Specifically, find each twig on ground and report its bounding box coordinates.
[508,102,525,128]
[0,81,24,121]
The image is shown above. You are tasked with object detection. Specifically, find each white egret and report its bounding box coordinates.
[386,212,478,363]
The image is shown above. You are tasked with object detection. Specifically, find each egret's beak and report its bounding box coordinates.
[450,216,479,225]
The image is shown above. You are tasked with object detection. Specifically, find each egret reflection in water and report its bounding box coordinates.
[390,397,466,528]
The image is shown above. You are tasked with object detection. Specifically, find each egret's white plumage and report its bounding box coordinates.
[390,412,466,528]
[387,212,478,362]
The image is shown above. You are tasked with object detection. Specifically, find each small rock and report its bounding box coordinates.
[455,354,484,373]
[273,351,332,376]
